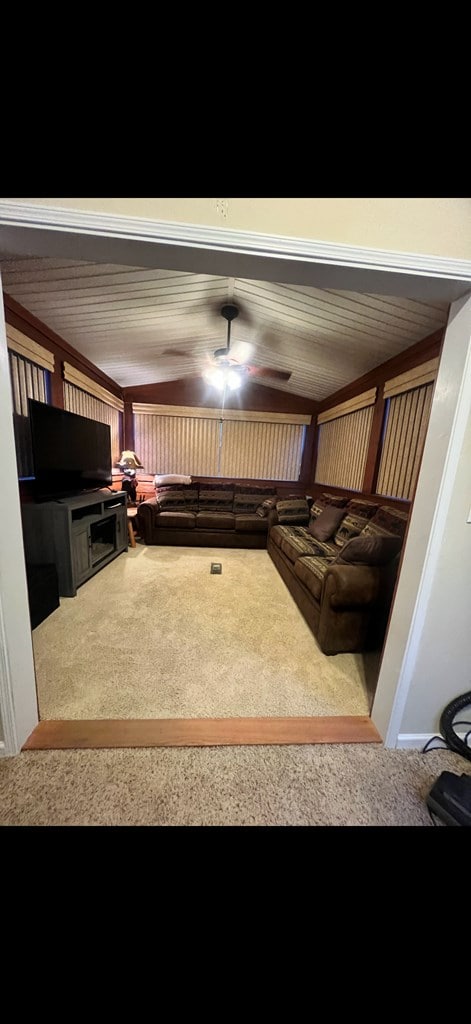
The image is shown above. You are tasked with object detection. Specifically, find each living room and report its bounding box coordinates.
[0,198,470,757]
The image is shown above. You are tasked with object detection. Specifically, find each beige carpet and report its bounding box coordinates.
[1,744,469,825]
[32,545,379,720]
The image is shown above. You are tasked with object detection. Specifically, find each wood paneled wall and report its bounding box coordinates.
[4,295,123,410]
[312,329,444,504]
[4,294,445,501]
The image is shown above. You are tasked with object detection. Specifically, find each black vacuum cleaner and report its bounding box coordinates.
[426,690,471,826]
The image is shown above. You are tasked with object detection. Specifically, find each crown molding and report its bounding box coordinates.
[0,200,470,284]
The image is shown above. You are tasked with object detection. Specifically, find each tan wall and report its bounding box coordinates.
[4,197,471,260]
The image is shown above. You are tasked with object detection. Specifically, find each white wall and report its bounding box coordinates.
[3,197,471,260]
[372,292,471,741]
[399,393,471,733]
[0,275,38,753]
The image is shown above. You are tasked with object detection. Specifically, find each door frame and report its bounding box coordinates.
[1,200,470,754]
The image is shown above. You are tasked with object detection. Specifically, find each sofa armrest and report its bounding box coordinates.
[267,508,280,529]
[322,564,382,608]
[136,498,159,543]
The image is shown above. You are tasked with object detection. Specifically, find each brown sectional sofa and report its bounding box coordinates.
[136,477,408,656]
[136,481,295,548]
[267,493,409,655]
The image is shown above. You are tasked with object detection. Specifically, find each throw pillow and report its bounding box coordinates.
[333,534,402,566]
[256,497,278,518]
[308,505,345,541]
[276,498,310,525]
[154,474,192,487]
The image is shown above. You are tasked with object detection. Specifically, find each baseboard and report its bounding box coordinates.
[396,732,468,750]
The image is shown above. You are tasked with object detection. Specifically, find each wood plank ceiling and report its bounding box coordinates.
[0,257,449,401]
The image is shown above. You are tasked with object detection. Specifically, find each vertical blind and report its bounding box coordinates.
[133,404,309,479]
[376,383,434,501]
[315,405,374,491]
[134,412,220,476]
[63,382,121,465]
[220,420,305,479]
[9,351,48,478]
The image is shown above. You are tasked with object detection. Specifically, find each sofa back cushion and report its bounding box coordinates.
[234,485,277,515]
[156,483,199,511]
[344,497,378,520]
[276,497,310,525]
[198,483,234,511]
[310,493,349,520]
[308,505,346,541]
[362,505,409,539]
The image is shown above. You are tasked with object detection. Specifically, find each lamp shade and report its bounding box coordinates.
[117,450,144,470]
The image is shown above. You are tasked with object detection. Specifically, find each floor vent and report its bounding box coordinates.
[210,563,222,574]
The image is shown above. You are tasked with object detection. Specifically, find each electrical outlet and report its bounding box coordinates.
[210,563,222,574]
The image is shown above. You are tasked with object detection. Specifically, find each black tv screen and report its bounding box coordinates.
[29,400,112,499]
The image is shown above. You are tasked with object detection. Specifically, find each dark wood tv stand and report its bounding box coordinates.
[21,490,128,597]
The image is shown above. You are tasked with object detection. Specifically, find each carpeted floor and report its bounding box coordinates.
[32,545,380,720]
[0,744,469,826]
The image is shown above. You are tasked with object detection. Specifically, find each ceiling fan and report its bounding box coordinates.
[163,304,291,388]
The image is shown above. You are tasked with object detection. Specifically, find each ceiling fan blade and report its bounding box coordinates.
[248,366,292,381]
[161,348,193,358]
[230,339,254,364]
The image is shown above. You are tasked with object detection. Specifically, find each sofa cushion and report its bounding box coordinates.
[333,533,402,565]
[234,491,272,516]
[154,511,196,529]
[198,484,234,510]
[276,497,310,525]
[269,524,286,550]
[156,484,199,511]
[196,511,235,530]
[235,514,269,534]
[362,505,409,539]
[277,526,324,563]
[270,525,336,559]
[308,505,345,541]
[344,497,378,519]
[294,555,333,600]
[310,493,349,519]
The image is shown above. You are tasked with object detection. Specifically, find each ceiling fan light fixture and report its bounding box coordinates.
[226,367,243,390]
[203,366,226,389]
[203,364,244,391]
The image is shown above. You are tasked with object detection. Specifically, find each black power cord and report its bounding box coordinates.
[422,691,471,759]
[423,720,471,754]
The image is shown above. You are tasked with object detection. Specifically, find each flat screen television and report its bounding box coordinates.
[28,399,112,499]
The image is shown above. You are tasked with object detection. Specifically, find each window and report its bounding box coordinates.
[133,403,310,480]
[376,358,438,501]
[9,351,49,478]
[376,384,434,501]
[315,389,376,491]
[7,324,55,479]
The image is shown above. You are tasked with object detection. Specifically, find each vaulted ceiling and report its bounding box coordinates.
[0,257,449,402]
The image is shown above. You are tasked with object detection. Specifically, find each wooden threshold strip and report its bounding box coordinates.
[23,716,381,750]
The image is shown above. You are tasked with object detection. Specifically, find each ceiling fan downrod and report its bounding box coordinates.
[215,303,239,360]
